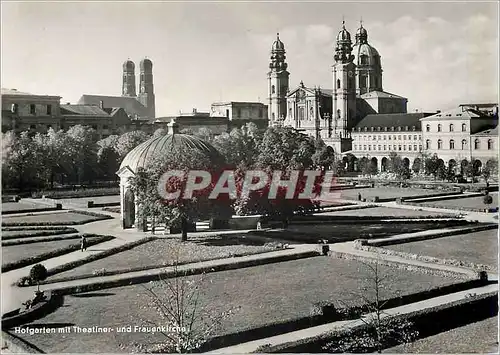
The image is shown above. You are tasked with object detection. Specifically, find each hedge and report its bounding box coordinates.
[2,234,114,272]
[255,292,498,353]
[31,187,119,199]
[43,251,321,295]
[1,229,78,241]
[403,201,499,213]
[198,279,490,352]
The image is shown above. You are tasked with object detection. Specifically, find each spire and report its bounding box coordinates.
[355,17,368,44]
[269,32,287,71]
[335,20,354,64]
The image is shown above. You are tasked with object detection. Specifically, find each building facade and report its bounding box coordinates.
[270,22,408,154]
[210,101,268,129]
[154,109,229,135]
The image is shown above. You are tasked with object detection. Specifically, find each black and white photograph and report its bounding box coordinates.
[1,1,499,353]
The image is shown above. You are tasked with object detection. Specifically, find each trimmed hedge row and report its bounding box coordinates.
[102,206,120,213]
[44,251,321,295]
[2,234,115,273]
[2,234,82,246]
[404,192,483,203]
[2,206,62,215]
[1,229,78,241]
[31,187,119,199]
[41,247,280,285]
[256,292,498,353]
[198,278,489,352]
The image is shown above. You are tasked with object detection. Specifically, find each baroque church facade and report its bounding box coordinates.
[267,22,408,154]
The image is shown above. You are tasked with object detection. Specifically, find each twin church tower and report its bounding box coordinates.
[267,21,394,153]
[122,58,156,119]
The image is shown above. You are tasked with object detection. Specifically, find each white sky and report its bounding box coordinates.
[1,1,498,116]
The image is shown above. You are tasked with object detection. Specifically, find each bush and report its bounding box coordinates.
[483,194,493,205]
[32,187,119,199]
[30,264,48,291]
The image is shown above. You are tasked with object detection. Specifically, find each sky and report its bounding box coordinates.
[1,1,498,116]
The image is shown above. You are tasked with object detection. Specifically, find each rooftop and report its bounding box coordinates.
[1,88,60,98]
[421,107,492,121]
[360,90,407,100]
[355,112,434,131]
[60,104,109,116]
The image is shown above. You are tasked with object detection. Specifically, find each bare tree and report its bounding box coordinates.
[132,245,238,353]
[323,259,418,353]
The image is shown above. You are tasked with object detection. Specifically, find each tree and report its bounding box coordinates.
[482,159,498,183]
[359,157,377,176]
[212,127,260,168]
[179,128,194,135]
[153,128,168,137]
[323,260,418,353]
[194,127,214,142]
[312,138,336,171]
[386,152,410,180]
[133,244,239,353]
[2,131,40,190]
[29,264,48,292]
[66,125,100,184]
[424,154,441,179]
[96,135,120,181]
[484,194,493,207]
[114,130,151,159]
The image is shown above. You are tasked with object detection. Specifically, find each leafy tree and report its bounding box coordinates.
[424,154,441,179]
[359,157,377,176]
[29,264,48,292]
[332,160,346,176]
[194,127,214,142]
[114,130,151,159]
[212,127,259,169]
[484,194,493,206]
[386,152,409,180]
[312,138,336,170]
[66,125,99,184]
[2,131,40,190]
[482,159,498,183]
[96,135,120,181]
[179,128,194,135]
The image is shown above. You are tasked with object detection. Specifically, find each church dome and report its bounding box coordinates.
[353,42,380,67]
[119,133,225,174]
[336,25,351,42]
[272,33,285,51]
[355,25,368,43]
[123,60,135,71]
[140,58,153,71]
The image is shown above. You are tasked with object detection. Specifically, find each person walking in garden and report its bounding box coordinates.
[80,235,87,252]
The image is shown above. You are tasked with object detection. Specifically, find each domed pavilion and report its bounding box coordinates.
[116,120,225,229]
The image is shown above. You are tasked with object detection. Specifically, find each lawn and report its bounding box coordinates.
[319,206,457,218]
[383,229,498,271]
[339,187,448,201]
[269,220,472,243]
[384,316,498,353]
[1,201,54,213]
[1,228,78,239]
[45,234,277,282]
[2,236,103,267]
[17,257,460,353]
[2,211,104,225]
[413,192,499,210]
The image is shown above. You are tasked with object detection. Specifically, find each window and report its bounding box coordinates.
[461,139,467,150]
[462,123,466,132]
[397,126,402,131]
[378,145,381,150]
[414,145,417,151]
[360,55,368,65]
[398,136,401,140]
[409,145,412,151]
[412,126,416,131]
[371,127,374,132]
[403,135,407,140]
[46,105,52,115]
[259,108,263,118]
[272,112,275,120]
[237,108,242,117]
[488,139,493,150]
[30,104,36,115]
[393,135,396,140]
[364,145,367,150]
[426,124,430,132]
[398,145,402,151]
[271,85,275,94]
[449,124,454,132]
[368,145,371,151]
[426,140,431,149]
[474,139,480,150]
[378,135,381,140]
[383,145,386,150]
[437,124,442,132]
[403,145,406,151]
[383,136,386,140]
[414,135,417,140]
[405,126,409,131]
[354,144,357,150]
[226,109,230,117]
[449,140,455,149]
[388,136,391,140]
[437,139,442,149]
[337,109,342,119]
[337,79,341,89]
[368,135,371,140]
